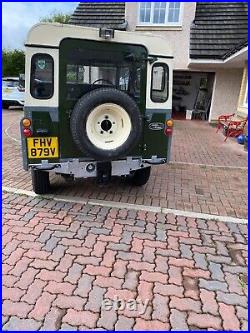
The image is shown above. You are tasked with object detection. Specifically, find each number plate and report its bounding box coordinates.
[27,137,59,159]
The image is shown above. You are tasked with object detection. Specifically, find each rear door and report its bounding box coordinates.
[58,38,148,159]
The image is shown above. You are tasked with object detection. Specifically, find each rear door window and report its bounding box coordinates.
[151,63,169,103]
[30,54,54,99]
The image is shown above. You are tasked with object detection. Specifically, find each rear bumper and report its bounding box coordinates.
[28,157,167,178]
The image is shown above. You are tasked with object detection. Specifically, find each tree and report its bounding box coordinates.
[40,11,71,24]
[2,11,72,77]
[2,49,25,77]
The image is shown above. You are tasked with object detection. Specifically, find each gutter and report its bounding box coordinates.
[188,46,248,67]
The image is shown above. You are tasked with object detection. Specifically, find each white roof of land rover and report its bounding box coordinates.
[26,23,173,57]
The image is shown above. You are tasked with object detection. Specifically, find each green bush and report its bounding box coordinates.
[40,11,71,24]
[2,49,25,77]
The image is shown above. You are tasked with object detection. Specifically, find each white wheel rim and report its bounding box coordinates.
[86,103,132,150]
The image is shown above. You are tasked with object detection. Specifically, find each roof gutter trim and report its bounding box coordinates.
[188,59,224,65]
[188,46,248,66]
[224,46,248,63]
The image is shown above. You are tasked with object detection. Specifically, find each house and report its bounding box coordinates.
[69,2,248,123]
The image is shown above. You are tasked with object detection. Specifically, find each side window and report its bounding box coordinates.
[151,63,169,103]
[30,54,54,99]
[66,65,85,83]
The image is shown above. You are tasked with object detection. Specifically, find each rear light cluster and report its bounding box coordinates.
[22,118,32,137]
[164,119,174,136]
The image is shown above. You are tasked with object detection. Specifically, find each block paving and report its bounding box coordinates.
[2,110,248,219]
[2,192,248,330]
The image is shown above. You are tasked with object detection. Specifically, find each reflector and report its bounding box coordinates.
[23,128,32,137]
[164,127,173,136]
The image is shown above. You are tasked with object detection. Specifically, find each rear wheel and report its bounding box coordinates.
[31,169,50,194]
[130,167,151,186]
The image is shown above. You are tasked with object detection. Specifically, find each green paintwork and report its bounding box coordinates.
[143,110,172,158]
[24,108,60,164]
[24,37,172,165]
[59,38,148,159]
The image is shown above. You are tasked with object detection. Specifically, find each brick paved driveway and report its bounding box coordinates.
[2,110,248,218]
[2,192,248,330]
[171,120,248,167]
[2,109,248,330]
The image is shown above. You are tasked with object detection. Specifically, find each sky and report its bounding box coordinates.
[2,2,79,50]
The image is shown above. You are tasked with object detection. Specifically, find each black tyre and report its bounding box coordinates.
[131,167,151,186]
[70,88,142,160]
[31,169,50,194]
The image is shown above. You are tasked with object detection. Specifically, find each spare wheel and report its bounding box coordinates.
[70,88,142,160]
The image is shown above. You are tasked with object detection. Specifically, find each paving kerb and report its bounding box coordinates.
[169,161,248,170]
[3,186,247,225]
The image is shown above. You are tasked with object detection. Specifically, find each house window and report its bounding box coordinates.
[140,2,151,23]
[151,63,169,103]
[139,2,181,25]
[168,2,181,22]
[153,2,167,24]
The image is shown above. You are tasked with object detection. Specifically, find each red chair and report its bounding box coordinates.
[216,113,248,141]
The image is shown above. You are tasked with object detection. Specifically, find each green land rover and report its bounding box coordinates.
[20,23,173,194]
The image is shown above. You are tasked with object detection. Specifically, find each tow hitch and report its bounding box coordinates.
[97,162,112,184]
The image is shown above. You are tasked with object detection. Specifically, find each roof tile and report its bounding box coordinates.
[190,2,248,59]
[69,2,126,29]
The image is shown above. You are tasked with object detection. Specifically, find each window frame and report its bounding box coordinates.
[150,62,169,103]
[137,2,183,27]
[243,80,248,107]
[30,53,54,100]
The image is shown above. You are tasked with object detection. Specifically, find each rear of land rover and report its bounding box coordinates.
[21,23,173,194]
